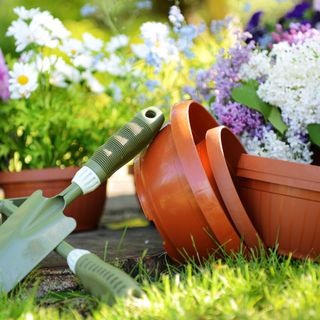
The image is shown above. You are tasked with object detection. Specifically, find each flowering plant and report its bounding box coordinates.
[0,5,234,171]
[245,0,320,48]
[186,24,320,164]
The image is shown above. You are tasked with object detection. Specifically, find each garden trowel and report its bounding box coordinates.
[1,200,143,304]
[0,106,164,293]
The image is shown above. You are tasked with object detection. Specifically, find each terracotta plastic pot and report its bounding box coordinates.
[196,126,262,249]
[237,154,320,259]
[0,167,107,232]
[134,100,242,262]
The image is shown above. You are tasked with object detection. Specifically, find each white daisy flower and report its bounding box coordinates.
[50,58,81,87]
[60,38,85,57]
[35,55,58,73]
[9,62,38,99]
[73,53,95,69]
[106,35,129,53]
[7,19,53,51]
[95,54,131,76]
[82,32,103,52]
[13,6,40,20]
[82,71,104,93]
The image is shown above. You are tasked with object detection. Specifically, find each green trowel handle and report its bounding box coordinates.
[85,107,164,183]
[75,253,143,305]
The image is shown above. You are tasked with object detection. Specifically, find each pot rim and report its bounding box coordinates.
[0,166,80,183]
[205,126,262,249]
[170,100,242,252]
[237,154,320,192]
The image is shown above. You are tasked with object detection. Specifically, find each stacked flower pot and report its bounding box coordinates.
[134,101,320,262]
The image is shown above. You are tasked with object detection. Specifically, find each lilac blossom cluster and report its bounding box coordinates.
[185,34,265,138]
[185,21,320,163]
[271,23,319,45]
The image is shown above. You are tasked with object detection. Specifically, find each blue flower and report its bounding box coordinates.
[136,0,152,10]
[145,79,159,92]
[80,4,97,17]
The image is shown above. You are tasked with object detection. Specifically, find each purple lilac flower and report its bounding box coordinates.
[271,23,319,45]
[0,50,10,101]
[211,40,265,138]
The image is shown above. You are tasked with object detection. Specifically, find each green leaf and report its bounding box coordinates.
[231,81,271,120]
[208,95,216,105]
[308,124,320,147]
[268,107,287,135]
[231,81,287,135]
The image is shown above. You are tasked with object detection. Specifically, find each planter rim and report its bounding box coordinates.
[0,166,80,184]
[237,154,320,193]
[170,100,242,252]
[205,126,262,249]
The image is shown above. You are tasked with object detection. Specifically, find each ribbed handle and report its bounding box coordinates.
[75,253,143,305]
[85,107,164,182]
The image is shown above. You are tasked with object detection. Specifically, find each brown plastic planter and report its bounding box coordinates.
[237,154,320,259]
[197,126,262,249]
[0,167,107,232]
[134,100,242,262]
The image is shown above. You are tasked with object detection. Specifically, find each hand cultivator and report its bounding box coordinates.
[0,107,164,304]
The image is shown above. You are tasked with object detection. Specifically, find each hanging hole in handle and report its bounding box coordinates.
[145,109,157,118]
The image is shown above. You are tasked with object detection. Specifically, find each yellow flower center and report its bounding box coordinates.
[71,49,77,54]
[17,75,29,85]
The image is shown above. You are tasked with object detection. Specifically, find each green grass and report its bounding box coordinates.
[1,249,320,320]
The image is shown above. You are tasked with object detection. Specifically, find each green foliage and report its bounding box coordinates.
[0,252,320,319]
[231,80,287,135]
[307,123,320,147]
[0,86,133,171]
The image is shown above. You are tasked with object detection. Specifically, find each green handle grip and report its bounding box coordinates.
[75,253,143,305]
[85,107,164,182]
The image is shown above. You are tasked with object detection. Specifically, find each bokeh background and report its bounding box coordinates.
[0,0,299,55]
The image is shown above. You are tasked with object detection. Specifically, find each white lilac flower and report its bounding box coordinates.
[9,62,38,99]
[256,37,320,127]
[82,71,104,93]
[60,38,85,57]
[106,35,129,53]
[241,128,312,163]
[13,6,40,20]
[239,50,270,81]
[82,32,103,52]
